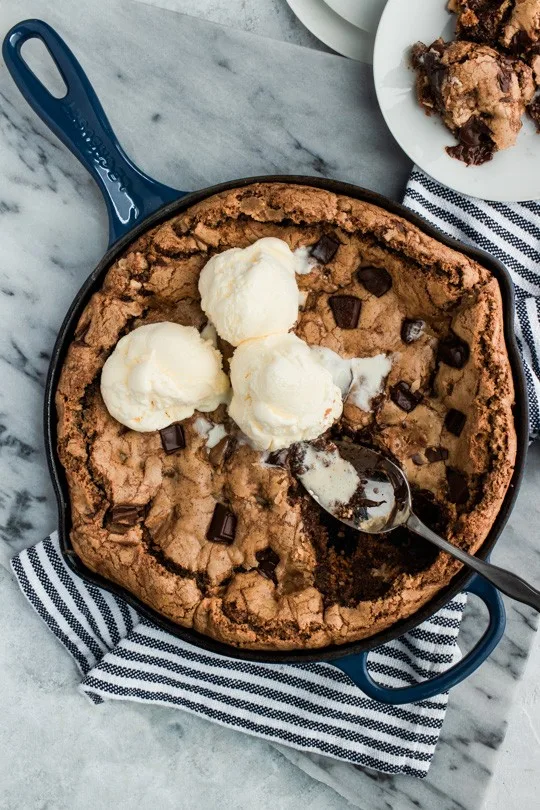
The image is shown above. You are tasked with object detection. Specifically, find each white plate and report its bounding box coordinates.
[285,0,374,63]
[374,0,540,201]
[324,0,387,35]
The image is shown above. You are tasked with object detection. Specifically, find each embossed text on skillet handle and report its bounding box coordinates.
[2,19,184,246]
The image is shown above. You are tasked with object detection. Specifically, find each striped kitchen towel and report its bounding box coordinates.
[405,169,540,439]
[11,533,466,778]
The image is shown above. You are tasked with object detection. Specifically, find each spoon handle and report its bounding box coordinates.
[406,512,540,612]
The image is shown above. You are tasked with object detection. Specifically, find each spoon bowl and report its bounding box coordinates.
[331,442,411,532]
[295,440,410,533]
[294,440,540,612]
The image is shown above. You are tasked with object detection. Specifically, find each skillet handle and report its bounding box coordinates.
[2,19,185,246]
[330,575,505,705]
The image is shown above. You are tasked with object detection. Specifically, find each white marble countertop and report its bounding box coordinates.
[0,1,538,808]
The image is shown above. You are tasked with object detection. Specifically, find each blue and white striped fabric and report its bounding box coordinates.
[405,169,540,439]
[11,533,466,778]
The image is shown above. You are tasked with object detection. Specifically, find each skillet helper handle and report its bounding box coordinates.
[2,19,183,246]
[330,574,505,705]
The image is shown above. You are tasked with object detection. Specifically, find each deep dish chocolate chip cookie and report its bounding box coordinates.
[56,183,516,650]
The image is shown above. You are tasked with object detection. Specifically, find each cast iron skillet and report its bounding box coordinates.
[3,19,529,705]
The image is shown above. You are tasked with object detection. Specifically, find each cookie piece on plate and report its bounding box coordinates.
[411,38,535,163]
[449,0,511,47]
[449,0,540,57]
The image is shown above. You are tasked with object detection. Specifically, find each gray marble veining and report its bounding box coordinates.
[0,1,538,809]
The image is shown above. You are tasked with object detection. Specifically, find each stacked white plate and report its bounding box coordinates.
[287,0,540,201]
[285,0,387,62]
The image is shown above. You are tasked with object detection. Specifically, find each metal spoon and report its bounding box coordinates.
[295,441,540,612]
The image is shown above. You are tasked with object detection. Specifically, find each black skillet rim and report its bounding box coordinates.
[44,175,529,664]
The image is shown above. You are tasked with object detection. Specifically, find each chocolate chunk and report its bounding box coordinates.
[208,436,234,468]
[412,453,427,466]
[110,505,140,523]
[329,295,362,329]
[446,468,470,505]
[458,117,492,147]
[422,48,447,108]
[159,423,186,454]
[107,504,143,534]
[444,409,466,437]
[207,504,237,544]
[256,547,280,582]
[390,381,422,412]
[266,448,290,468]
[510,29,533,55]
[437,333,470,369]
[310,234,340,264]
[498,64,513,94]
[357,266,392,297]
[447,118,494,166]
[425,446,449,463]
[412,41,448,109]
[401,319,425,344]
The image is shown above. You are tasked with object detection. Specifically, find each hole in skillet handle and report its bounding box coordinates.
[20,37,67,98]
[2,18,185,246]
[329,574,505,705]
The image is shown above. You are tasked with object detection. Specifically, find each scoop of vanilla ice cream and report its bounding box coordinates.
[229,333,343,451]
[100,322,230,432]
[198,237,300,346]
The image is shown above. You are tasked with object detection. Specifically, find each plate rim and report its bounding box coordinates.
[324,0,384,34]
[285,0,374,62]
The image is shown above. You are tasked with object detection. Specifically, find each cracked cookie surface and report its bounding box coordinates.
[56,183,516,650]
